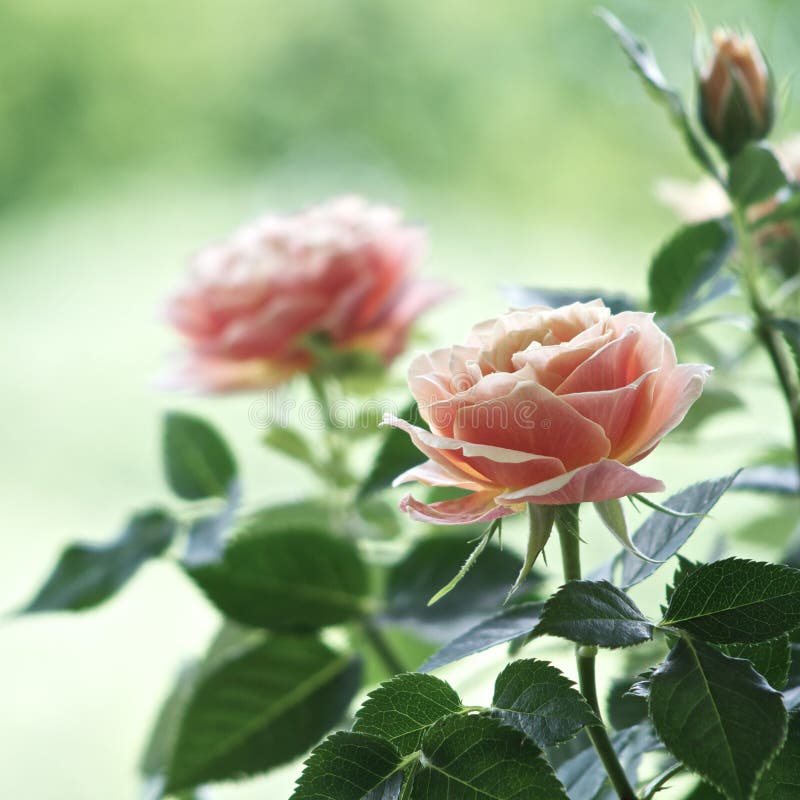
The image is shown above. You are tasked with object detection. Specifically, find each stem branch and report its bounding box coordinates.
[554,505,638,800]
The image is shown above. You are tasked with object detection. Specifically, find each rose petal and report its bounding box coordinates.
[383,414,566,489]
[497,459,665,505]
[392,458,486,491]
[621,363,712,463]
[399,491,519,525]
[450,380,611,471]
[559,369,659,457]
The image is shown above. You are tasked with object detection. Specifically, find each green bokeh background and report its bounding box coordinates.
[3,1,800,798]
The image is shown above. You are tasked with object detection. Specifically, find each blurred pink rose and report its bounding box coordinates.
[163,195,449,391]
[384,300,710,525]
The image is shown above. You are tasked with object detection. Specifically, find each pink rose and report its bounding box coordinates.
[385,300,710,525]
[163,195,449,391]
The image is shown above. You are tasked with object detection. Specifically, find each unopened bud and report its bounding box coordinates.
[698,29,774,159]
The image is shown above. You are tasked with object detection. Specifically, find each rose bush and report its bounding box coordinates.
[385,300,710,524]
[163,195,449,391]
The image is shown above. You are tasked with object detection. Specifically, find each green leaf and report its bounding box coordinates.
[535,580,653,648]
[420,601,544,672]
[611,474,739,589]
[722,636,792,691]
[649,638,787,800]
[353,673,463,756]
[648,219,734,316]
[598,10,719,179]
[729,143,788,207]
[291,731,404,800]
[263,426,320,471]
[491,659,599,747]
[594,498,657,563]
[163,411,237,500]
[753,712,800,800]
[165,635,362,793]
[22,508,176,613]
[185,519,370,631]
[140,663,200,782]
[606,677,649,732]
[359,401,426,499]
[411,714,568,799]
[384,534,539,643]
[661,558,800,644]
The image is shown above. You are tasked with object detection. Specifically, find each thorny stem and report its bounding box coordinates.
[553,504,639,800]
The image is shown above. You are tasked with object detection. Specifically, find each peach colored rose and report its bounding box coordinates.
[384,300,710,525]
[163,195,449,391]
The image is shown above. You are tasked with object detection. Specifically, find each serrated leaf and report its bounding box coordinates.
[648,219,734,316]
[419,601,544,672]
[21,508,176,613]
[291,731,404,800]
[165,635,362,794]
[353,673,462,756]
[491,659,598,747]
[501,287,637,316]
[649,638,787,800]
[599,9,718,179]
[612,474,738,589]
[723,636,792,691]
[411,714,568,799]
[360,401,426,499]
[185,519,370,631]
[661,558,800,643]
[384,534,539,642]
[535,580,653,648]
[753,712,800,800]
[163,411,237,500]
[729,143,788,207]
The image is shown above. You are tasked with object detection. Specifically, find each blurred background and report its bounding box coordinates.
[3,1,800,798]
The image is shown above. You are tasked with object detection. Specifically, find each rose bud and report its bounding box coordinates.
[161,195,450,391]
[698,28,774,159]
[384,300,710,526]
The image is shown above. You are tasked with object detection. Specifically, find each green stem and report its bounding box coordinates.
[554,505,638,800]
[732,204,800,479]
[361,616,407,676]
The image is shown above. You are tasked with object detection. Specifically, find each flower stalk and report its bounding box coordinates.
[552,504,639,800]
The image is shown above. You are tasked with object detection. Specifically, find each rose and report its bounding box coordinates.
[162,195,450,391]
[384,300,710,525]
